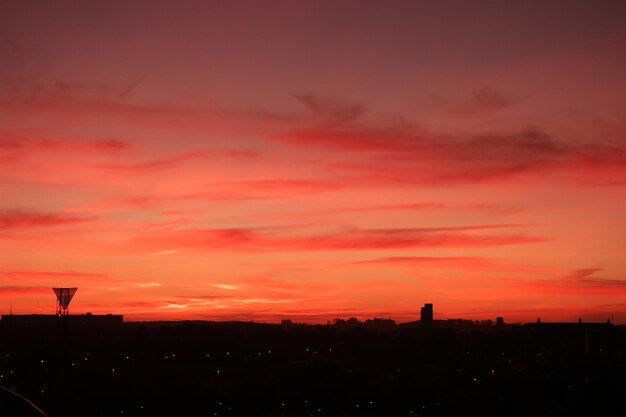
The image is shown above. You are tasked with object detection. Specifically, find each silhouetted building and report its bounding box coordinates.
[496,316,504,327]
[420,303,433,328]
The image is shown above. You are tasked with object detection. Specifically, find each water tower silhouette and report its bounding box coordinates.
[52,288,77,316]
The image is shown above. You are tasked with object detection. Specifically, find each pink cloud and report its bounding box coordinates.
[294,93,365,125]
[134,225,548,253]
[311,202,447,215]
[275,125,626,185]
[0,286,51,297]
[0,209,95,230]
[0,270,112,289]
[97,149,256,174]
[0,129,130,154]
[0,81,301,138]
[349,256,553,275]
[122,179,341,208]
[432,87,515,118]
[0,269,106,280]
[515,269,626,296]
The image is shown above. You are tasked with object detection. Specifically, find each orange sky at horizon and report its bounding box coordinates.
[1,1,626,323]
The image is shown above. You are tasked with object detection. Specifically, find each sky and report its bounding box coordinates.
[1,0,625,323]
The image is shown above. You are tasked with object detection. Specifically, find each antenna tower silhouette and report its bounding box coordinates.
[52,288,77,316]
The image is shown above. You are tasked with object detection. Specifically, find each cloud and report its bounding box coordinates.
[0,270,116,293]
[104,294,294,314]
[134,224,547,253]
[350,256,496,267]
[276,227,544,251]
[122,179,341,208]
[0,81,186,121]
[0,209,95,230]
[237,276,326,297]
[273,125,423,152]
[332,202,445,213]
[0,269,106,280]
[0,286,51,297]
[347,256,554,277]
[118,73,148,99]
[557,268,626,293]
[0,79,300,138]
[436,87,515,118]
[280,125,562,158]
[136,282,162,288]
[273,122,626,185]
[91,139,130,151]
[151,250,179,256]
[490,268,626,297]
[212,283,239,290]
[217,202,516,225]
[302,202,509,217]
[98,149,256,173]
[294,93,365,125]
[0,130,131,154]
[0,269,137,305]
[469,88,513,111]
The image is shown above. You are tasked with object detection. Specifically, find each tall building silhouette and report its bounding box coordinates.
[420,303,433,328]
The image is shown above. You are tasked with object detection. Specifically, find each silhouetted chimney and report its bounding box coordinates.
[420,303,433,328]
[496,317,504,327]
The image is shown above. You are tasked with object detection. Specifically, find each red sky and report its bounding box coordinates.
[1,1,626,323]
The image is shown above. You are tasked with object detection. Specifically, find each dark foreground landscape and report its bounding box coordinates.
[1,317,625,417]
